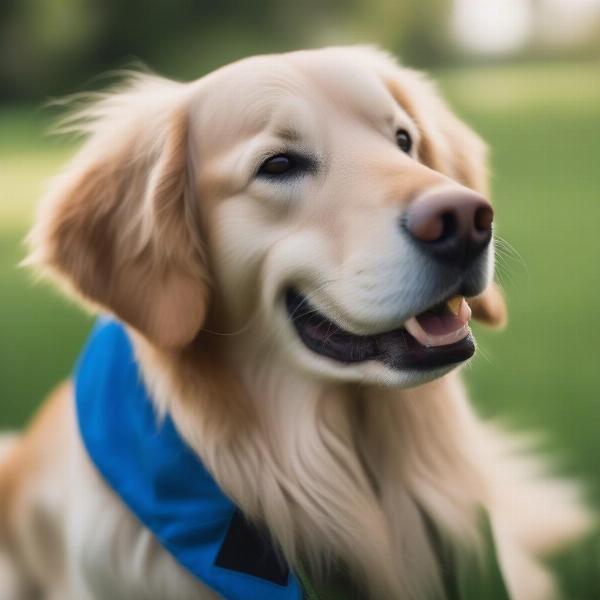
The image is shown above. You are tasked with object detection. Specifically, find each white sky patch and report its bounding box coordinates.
[547,0,600,9]
[452,0,600,56]
[452,0,532,56]
[539,0,600,46]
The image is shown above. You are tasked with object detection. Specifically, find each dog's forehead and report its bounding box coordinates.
[189,49,403,145]
[288,48,399,118]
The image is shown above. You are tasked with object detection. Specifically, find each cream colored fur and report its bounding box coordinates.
[1,47,593,600]
[0,434,29,600]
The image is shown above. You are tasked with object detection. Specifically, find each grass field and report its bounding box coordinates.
[1,62,599,597]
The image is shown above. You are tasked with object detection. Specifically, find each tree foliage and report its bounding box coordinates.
[0,0,455,102]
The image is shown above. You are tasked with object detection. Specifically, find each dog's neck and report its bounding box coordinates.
[134,329,485,599]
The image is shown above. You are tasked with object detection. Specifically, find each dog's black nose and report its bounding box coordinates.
[403,188,493,266]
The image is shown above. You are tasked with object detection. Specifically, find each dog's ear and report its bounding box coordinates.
[27,74,209,349]
[468,282,508,329]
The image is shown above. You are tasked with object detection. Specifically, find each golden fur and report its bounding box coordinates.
[0,46,591,599]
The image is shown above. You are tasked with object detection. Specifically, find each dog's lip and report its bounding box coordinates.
[284,288,475,370]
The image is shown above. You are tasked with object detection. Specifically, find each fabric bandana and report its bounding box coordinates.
[75,318,510,600]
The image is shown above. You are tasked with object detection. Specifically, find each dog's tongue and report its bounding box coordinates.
[404,296,471,347]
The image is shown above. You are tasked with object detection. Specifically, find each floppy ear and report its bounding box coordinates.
[27,74,209,349]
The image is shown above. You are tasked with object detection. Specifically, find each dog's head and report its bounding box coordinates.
[28,47,506,387]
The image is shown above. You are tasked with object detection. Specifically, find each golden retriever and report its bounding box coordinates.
[0,46,592,600]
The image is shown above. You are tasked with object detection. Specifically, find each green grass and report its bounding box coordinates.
[1,63,600,597]
[0,108,92,426]
[443,64,600,598]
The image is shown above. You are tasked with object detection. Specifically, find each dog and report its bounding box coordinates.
[0,46,592,600]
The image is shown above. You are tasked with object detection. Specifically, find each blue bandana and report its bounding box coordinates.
[74,319,510,600]
[75,319,302,600]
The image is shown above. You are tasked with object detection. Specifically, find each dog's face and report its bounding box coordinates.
[192,48,504,385]
[29,47,506,387]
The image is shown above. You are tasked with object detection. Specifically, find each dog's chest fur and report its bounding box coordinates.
[68,430,220,600]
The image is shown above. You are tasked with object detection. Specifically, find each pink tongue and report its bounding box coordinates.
[415,312,465,336]
[404,298,472,347]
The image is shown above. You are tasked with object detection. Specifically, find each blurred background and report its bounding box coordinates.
[1,0,599,596]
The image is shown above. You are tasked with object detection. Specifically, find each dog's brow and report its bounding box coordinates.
[273,126,302,143]
[384,113,396,127]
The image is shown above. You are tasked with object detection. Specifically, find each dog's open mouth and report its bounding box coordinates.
[285,289,475,370]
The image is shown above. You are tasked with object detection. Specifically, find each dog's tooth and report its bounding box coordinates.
[446,296,463,316]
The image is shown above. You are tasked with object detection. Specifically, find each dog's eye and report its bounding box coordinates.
[257,152,315,179]
[259,154,293,176]
[396,129,412,154]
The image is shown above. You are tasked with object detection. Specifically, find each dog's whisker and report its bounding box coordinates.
[495,236,527,271]
[472,340,493,365]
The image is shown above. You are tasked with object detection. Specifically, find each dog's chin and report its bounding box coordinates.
[281,288,476,387]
